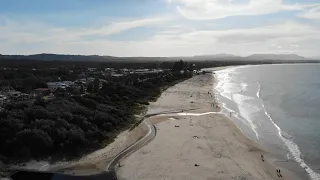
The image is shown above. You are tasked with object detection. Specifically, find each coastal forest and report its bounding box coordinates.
[0,59,194,162]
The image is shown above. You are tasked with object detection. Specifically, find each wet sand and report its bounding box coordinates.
[117,73,296,180]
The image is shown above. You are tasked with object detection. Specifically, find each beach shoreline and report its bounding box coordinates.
[117,71,298,180]
[213,65,316,180]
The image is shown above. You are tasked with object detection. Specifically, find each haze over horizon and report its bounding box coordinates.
[1,0,320,57]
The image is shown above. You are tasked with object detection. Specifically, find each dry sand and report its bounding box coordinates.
[147,73,219,115]
[117,73,296,180]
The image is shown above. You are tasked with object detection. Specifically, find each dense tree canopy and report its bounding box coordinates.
[0,60,193,162]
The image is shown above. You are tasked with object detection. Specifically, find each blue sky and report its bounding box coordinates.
[0,0,319,57]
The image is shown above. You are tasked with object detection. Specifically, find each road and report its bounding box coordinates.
[106,118,157,172]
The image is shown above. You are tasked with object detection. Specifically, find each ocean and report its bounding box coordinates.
[214,64,320,180]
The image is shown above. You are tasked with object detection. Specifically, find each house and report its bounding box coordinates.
[62,81,74,86]
[0,94,7,106]
[87,77,95,82]
[6,91,29,101]
[33,88,51,96]
[0,86,24,101]
[87,68,97,72]
[47,82,68,91]
[111,73,124,77]
[134,69,163,74]
[74,79,86,84]
[7,91,21,98]
[104,68,114,72]
[122,68,130,73]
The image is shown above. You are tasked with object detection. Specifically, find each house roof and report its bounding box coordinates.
[34,88,50,91]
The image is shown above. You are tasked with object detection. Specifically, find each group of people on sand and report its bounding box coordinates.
[261,154,283,179]
[277,169,283,178]
[208,92,219,108]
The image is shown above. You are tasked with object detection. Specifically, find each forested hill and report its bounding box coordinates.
[0,54,119,62]
[1,53,318,62]
[0,54,170,62]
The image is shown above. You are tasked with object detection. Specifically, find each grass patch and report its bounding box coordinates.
[129,118,144,131]
[132,103,147,114]
[100,137,115,148]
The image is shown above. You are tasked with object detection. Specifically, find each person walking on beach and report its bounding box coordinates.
[279,169,282,178]
[276,169,283,178]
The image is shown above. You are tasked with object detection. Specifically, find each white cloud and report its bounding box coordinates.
[0,16,170,44]
[1,16,320,57]
[299,5,320,20]
[98,22,320,56]
[72,17,169,37]
[135,21,320,56]
[167,0,314,19]
[180,22,319,43]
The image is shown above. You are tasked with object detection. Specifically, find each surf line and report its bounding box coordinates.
[156,111,223,117]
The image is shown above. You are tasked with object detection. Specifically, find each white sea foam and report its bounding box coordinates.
[241,82,248,92]
[176,112,222,116]
[215,70,260,139]
[233,93,254,102]
[157,112,222,117]
[262,103,320,180]
[233,93,260,139]
[215,69,243,101]
[215,65,320,180]
[256,82,261,98]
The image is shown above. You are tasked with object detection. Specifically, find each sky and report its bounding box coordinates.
[0,0,320,57]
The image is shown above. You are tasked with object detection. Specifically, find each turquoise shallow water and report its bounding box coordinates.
[214,64,320,180]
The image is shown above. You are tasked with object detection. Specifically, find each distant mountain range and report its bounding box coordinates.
[246,54,307,61]
[0,53,318,61]
[0,54,118,61]
[310,56,320,60]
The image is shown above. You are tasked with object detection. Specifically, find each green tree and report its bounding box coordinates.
[93,78,100,93]
[14,129,53,157]
[87,83,94,93]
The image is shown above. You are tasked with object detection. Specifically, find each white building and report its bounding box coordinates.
[47,82,68,91]
[0,94,7,106]
[62,81,74,86]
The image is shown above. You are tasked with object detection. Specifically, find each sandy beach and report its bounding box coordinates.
[117,73,296,180]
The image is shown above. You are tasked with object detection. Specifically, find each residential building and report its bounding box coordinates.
[47,82,68,91]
